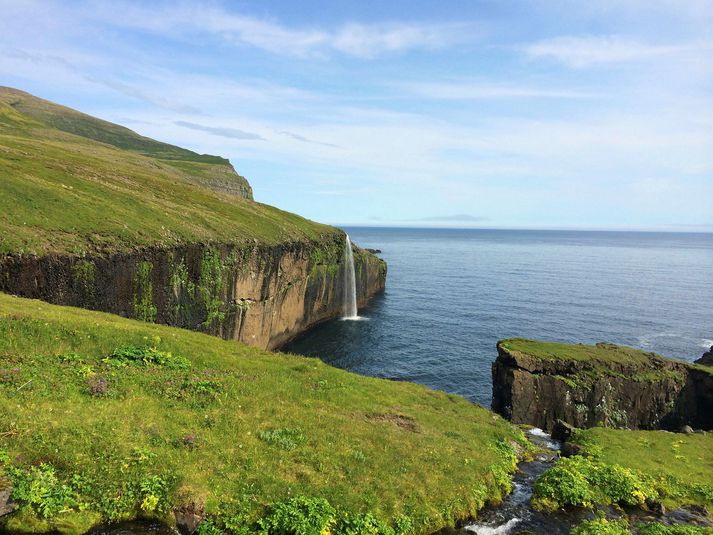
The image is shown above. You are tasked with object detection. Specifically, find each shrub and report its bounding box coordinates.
[8,463,77,518]
[139,475,171,513]
[258,496,336,535]
[533,456,656,510]
[258,428,306,451]
[572,518,630,535]
[637,524,713,535]
[105,346,191,370]
[86,375,110,397]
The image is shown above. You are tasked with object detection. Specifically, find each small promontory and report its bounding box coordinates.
[492,338,713,431]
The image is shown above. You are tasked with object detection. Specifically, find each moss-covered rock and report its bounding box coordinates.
[492,339,713,431]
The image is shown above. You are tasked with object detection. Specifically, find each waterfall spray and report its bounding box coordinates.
[343,234,358,319]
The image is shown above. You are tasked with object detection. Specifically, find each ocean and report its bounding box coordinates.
[283,228,713,407]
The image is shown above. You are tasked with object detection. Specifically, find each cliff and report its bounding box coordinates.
[492,338,713,431]
[0,238,385,350]
[0,87,385,348]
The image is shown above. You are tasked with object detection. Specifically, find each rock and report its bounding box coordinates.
[646,498,666,515]
[365,248,382,254]
[0,239,387,352]
[551,419,575,442]
[0,477,17,517]
[174,503,204,535]
[561,442,584,458]
[695,346,713,366]
[681,425,694,434]
[491,339,713,432]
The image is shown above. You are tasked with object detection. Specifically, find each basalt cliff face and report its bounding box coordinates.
[492,339,713,432]
[0,237,385,350]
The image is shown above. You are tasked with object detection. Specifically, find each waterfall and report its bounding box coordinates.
[343,234,358,319]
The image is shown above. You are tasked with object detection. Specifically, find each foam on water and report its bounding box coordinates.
[527,428,560,450]
[466,518,522,535]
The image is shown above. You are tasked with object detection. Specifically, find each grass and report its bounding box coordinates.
[0,87,340,256]
[573,518,713,535]
[499,339,669,366]
[0,292,527,534]
[533,427,713,511]
[498,339,690,387]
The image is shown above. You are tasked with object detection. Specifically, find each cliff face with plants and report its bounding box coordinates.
[0,238,385,350]
[492,339,713,431]
[0,87,385,349]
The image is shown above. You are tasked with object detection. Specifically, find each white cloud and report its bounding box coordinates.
[523,35,710,68]
[76,2,474,59]
[397,80,598,100]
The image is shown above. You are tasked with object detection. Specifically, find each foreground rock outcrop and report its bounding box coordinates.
[0,235,385,350]
[492,339,713,431]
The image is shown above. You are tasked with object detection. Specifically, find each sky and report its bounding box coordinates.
[1,0,712,230]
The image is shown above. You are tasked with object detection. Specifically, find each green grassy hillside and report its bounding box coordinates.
[0,292,527,534]
[0,87,339,256]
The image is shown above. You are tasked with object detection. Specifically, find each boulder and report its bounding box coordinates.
[561,442,584,458]
[0,477,17,517]
[174,503,204,535]
[551,419,575,442]
[695,346,713,366]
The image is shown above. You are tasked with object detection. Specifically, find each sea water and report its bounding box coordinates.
[284,228,713,406]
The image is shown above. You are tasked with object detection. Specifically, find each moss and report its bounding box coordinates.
[71,260,95,302]
[132,261,157,323]
[198,248,225,329]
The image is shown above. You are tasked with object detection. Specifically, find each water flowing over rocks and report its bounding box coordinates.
[492,340,713,431]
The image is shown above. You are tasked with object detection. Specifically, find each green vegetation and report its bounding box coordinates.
[572,518,631,535]
[500,339,671,366]
[499,339,688,387]
[0,87,339,255]
[533,428,713,511]
[0,292,526,533]
[572,518,713,535]
[133,260,158,323]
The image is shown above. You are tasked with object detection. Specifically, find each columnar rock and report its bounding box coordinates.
[0,239,385,350]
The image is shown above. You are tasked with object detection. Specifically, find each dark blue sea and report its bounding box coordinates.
[283,228,713,407]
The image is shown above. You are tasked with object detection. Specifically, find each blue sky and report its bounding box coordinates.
[1,1,712,230]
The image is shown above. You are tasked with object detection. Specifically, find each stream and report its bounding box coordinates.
[436,428,589,535]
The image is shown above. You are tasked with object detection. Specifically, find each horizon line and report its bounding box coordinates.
[327,223,713,234]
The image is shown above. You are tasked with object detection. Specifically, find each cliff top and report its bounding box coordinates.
[498,338,666,366]
[0,291,525,533]
[0,87,338,255]
[498,338,713,377]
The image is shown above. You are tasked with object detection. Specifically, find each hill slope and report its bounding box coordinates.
[0,87,345,256]
[0,292,525,534]
[0,88,386,348]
